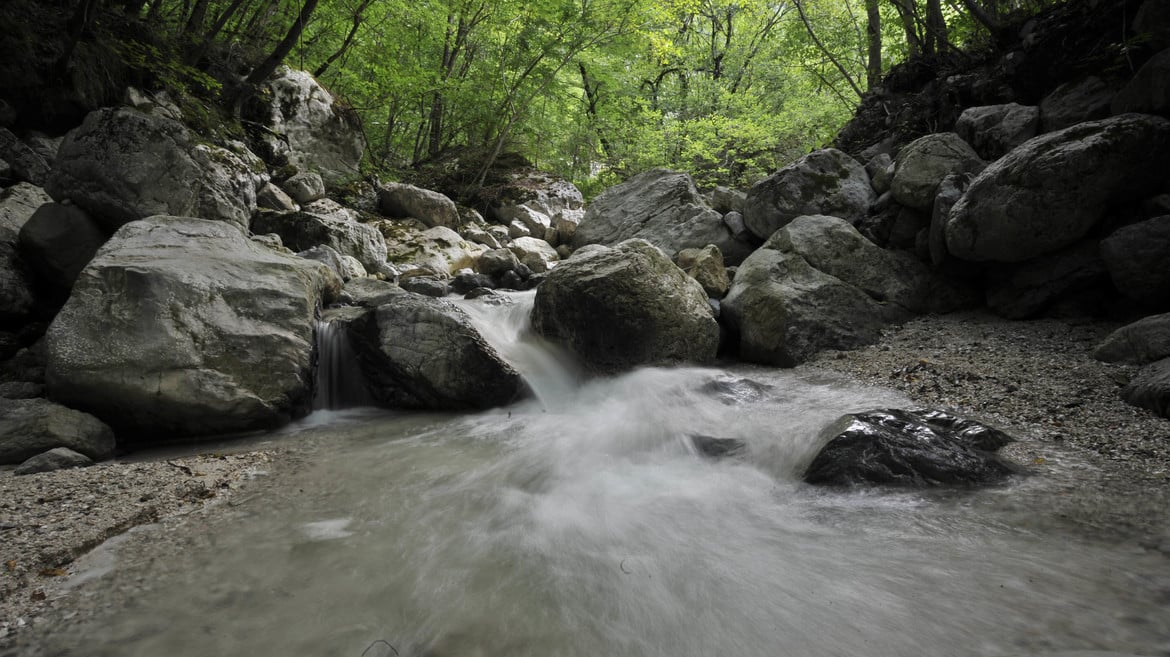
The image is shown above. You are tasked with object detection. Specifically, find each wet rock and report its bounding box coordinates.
[14,447,93,475]
[954,103,1040,160]
[17,202,106,295]
[803,408,1016,487]
[532,239,718,373]
[377,182,459,229]
[1121,357,1170,418]
[1100,215,1170,308]
[698,376,773,405]
[891,133,984,212]
[0,397,115,464]
[281,171,326,205]
[744,149,874,240]
[689,434,747,459]
[1095,313,1170,365]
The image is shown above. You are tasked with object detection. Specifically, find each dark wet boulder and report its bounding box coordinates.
[1121,357,1170,419]
[0,397,115,464]
[532,239,718,373]
[804,409,1016,487]
[17,202,107,295]
[1094,313,1170,365]
[688,434,747,459]
[1100,215,1170,308]
[14,447,94,475]
[743,149,874,240]
[698,376,774,405]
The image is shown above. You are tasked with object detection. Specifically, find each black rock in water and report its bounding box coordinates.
[689,434,747,460]
[803,409,1016,487]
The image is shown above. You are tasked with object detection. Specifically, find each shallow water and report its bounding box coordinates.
[32,293,1170,657]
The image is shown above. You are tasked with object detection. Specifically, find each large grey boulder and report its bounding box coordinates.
[1040,77,1116,132]
[722,233,905,367]
[572,169,752,265]
[252,199,388,275]
[46,107,264,232]
[1094,313,1170,365]
[1101,215,1170,308]
[18,202,107,295]
[946,114,1170,262]
[891,133,984,212]
[1111,48,1170,116]
[954,103,1040,160]
[743,149,874,240]
[0,397,115,464]
[0,128,50,186]
[0,183,51,243]
[507,236,558,273]
[246,67,364,183]
[344,294,526,409]
[380,223,484,275]
[44,217,341,439]
[1121,357,1170,418]
[281,171,326,204]
[985,242,1109,319]
[532,239,719,373]
[376,182,459,229]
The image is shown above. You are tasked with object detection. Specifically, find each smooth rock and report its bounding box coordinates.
[891,133,984,212]
[1100,215,1170,308]
[0,397,115,464]
[377,182,459,229]
[14,446,93,475]
[1094,313,1170,365]
[478,248,522,277]
[744,149,874,240]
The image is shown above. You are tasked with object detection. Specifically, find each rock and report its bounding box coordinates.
[338,255,367,281]
[44,217,340,439]
[46,107,264,232]
[346,295,526,409]
[689,434,746,459]
[1094,313,1170,364]
[256,182,299,212]
[252,199,388,275]
[891,133,985,212]
[0,381,43,399]
[341,276,406,308]
[928,173,973,266]
[721,211,751,243]
[1135,0,1170,49]
[954,103,1040,160]
[744,149,874,240]
[281,171,326,204]
[0,241,33,326]
[507,236,558,273]
[14,447,94,475]
[946,114,1170,262]
[376,182,459,229]
[985,242,1110,319]
[451,270,494,294]
[1121,357,1170,418]
[0,183,51,244]
[865,153,894,194]
[0,158,11,181]
[496,204,552,237]
[532,239,718,373]
[711,187,746,214]
[554,208,584,245]
[0,397,115,464]
[245,66,364,182]
[1101,215,1170,308]
[698,376,773,404]
[676,245,729,298]
[803,409,1016,487]
[1111,48,1170,116]
[17,202,107,294]
[478,248,522,277]
[24,134,62,169]
[722,240,903,367]
[250,233,287,251]
[573,169,751,265]
[507,219,532,239]
[0,128,50,186]
[297,244,350,281]
[381,223,483,275]
[463,226,501,250]
[400,275,449,297]
[484,170,584,218]
[1039,76,1115,132]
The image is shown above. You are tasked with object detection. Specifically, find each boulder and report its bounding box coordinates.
[865,153,894,194]
[803,409,1016,487]
[1101,215,1170,308]
[14,447,94,475]
[532,239,718,373]
[46,107,264,232]
[954,103,1040,160]
[891,133,984,212]
[508,236,558,273]
[376,182,459,229]
[496,204,551,237]
[245,67,364,182]
[1121,357,1170,418]
[743,149,874,240]
[44,217,340,440]
[1111,48,1170,116]
[0,183,51,243]
[346,295,526,409]
[478,248,522,277]
[297,244,350,281]
[928,172,974,266]
[463,225,502,250]
[0,243,34,327]
[1094,313,1170,364]
[341,276,407,308]
[451,270,494,294]
[256,182,299,212]
[17,202,107,294]
[0,381,43,399]
[281,171,326,204]
[0,128,50,186]
[484,170,584,218]
[573,169,752,264]
[722,236,904,367]
[400,275,449,297]
[380,223,483,274]
[1039,77,1115,132]
[252,199,388,275]
[711,187,747,214]
[339,255,367,281]
[676,245,729,298]
[946,114,1170,262]
[985,242,1110,319]
[0,397,115,464]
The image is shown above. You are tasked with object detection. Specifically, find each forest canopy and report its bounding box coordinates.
[41,0,1058,193]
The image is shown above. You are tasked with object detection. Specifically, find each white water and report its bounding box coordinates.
[313,318,374,410]
[31,294,1170,657]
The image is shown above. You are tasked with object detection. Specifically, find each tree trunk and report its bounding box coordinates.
[866,0,882,90]
[55,0,103,78]
[794,0,863,99]
[314,0,371,78]
[888,0,922,58]
[229,0,319,114]
[925,0,948,54]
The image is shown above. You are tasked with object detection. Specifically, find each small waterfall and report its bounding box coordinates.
[312,318,374,410]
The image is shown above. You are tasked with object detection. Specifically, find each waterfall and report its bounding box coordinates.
[312,318,374,410]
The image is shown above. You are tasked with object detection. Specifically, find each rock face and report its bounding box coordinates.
[1121,357,1170,418]
[946,114,1170,262]
[572,169,751,264]
[246,67,364,182]
[252,200,388,275]
[954,103,1040,160]
[344,292,527,409]
[44,217,340,440]
[0,398,115,464]
[377,183,459,229]
[532,239,718,373]
[743,149,874,240]
[1094,313,1170,364]
[18,202,107,295]
[46,107,264,232]
[891,133,984,212]
[803,409,1016,487]
[1100,215,1170,308]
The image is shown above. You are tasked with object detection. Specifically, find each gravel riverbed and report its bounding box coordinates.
[1,311,1169,648]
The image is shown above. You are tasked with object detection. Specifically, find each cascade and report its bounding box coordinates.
[312,318,374,410]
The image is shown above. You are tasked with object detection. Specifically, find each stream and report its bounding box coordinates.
[29,292,1170,657]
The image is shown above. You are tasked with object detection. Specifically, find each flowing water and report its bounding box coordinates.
[30,293,1170,657]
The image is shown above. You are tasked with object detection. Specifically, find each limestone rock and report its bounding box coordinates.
[507,236,558,273]
[954,103,1040,160]
[256,182,298,212]
[677,244,729,298]
[252,199,388,275]
[1101,215,1170,308]
[891,133,984,212]
[744,149,874,239]
[377,182,459,229]
[0,398,115,464]
[282,171,326,204]
[44,217,340,440]
[381,223,483,275]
